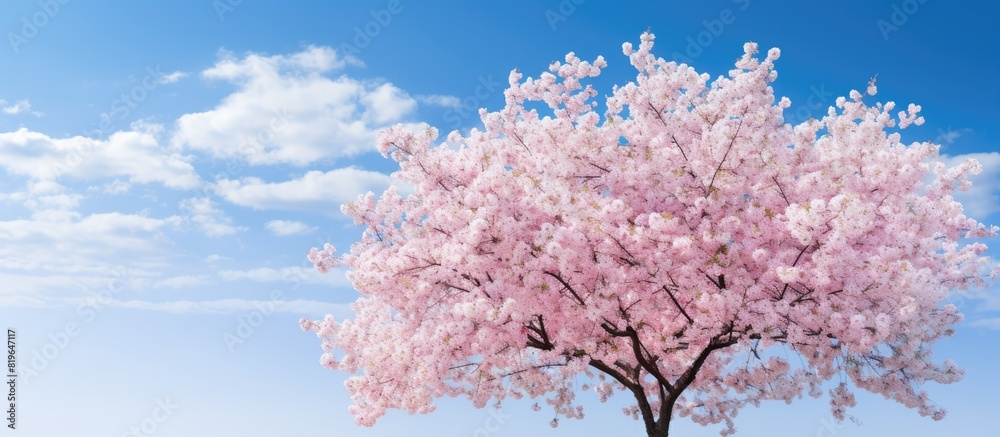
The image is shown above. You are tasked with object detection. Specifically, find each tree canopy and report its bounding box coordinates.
[302,32,997,436]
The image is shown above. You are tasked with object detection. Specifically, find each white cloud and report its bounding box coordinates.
[1,99,42,117]
[0,212,177,274]
[218,267,291,282]
[933,127,975,147]
[179,197,247,237]
[968,317,1000,330]
[0,290,350,317]
[940,152,1000,220]
[22,193,82,211]
[416,94,461,108]
[217,266,350,288]
[0,272,116,297]
[960,283,1000,312]
[102,179,131,194]
[936,130,962,145]
[154,275,214,289]
[265,219,317,236]
[170,45,422,166]
[103,298,351,316]
[215,167,406,211]
[0,127,201,189]
[159,71,189,84]
[204,254,232,263]
[361,82,418,124]
[0,295,48,308]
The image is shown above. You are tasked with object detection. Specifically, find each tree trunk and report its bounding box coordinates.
[639,396,673,437]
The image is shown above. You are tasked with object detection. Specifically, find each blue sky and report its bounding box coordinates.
[1,1,998,436]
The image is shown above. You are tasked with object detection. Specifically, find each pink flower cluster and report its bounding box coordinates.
[302,31,995,434]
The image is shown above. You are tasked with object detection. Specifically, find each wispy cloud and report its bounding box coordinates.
[265,219,317,236]
[934,127,974,147]
[0,211,177,274]
[217,266,350,287]
[101,179,131,194]
[159,70,189,84]
[178,197,247,237]
[416,94,461,108]
[0,98,43,117]
[0,295,48,308]
[940,152,1000,220]
[968,317,1000,330]
[204,254,232,263]
[154,275,214,289]
[104,298,351,316]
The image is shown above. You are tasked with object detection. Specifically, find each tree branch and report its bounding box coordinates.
[662,285,694,325]
[543,271,587,306]
[600,322,676,395]
[707,112,746,195]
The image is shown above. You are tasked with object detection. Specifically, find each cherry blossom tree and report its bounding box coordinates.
[301,32,997,436]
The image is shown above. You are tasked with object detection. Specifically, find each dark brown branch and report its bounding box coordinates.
[544,271,587,305]
[610,235,639,266]
[772,175,790,206]
[600,322,675,395]
[460,273,481,287]
[589,162,612,173]
[778,245,811,300]
[670,134,689,162]
[589,359,636,390]
[668,336,737,398]
[525,315,553,351]
[512,131,532,153]
[662,286,694,325]
[438,281,472,294]
[701,270,726,290]
[437,179,452,192]
[791,245,810,267]
[649,102,667,124]
[590,357,658,435]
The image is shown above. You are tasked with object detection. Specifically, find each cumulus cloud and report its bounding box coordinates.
[170,45,422,166]
[265,219,317,236]
[0,127,200,189]
[361,83,418,124]
[0,45,444,311]
[214,167,407,211]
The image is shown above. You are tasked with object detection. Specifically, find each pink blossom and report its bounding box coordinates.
[302,31,995,436]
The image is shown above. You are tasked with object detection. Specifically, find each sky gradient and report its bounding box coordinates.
[1,1,998,436]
